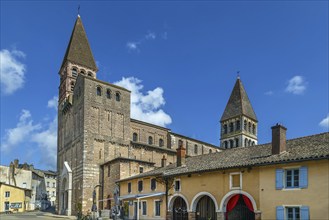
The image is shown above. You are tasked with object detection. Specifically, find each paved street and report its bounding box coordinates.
[0,211,75,220]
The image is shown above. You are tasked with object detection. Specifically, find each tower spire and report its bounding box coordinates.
[60,16,97,71]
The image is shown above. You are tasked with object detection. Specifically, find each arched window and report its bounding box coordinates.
[244,120,247,130]
[236,120,240,130]
[252,124,256,134]
[209,149,212,153]
[148,136,153,145]
[80,69,85,75]
[106,89,111,99]
[116,92,121,101]
[248,140,251,146]
[229,140,234,148]
[96,86,102,96]
[159,139,164,147]
[72,68,78,77]
[235,138,239,148]
[194,145,198,154]
[229,122,234,133]
[224,141,228,149]
[245,138,248,147]
[133,133,138,142]
[223,124,228,134]
[252,141,255,146]
[248,122,251,132]
[87,71,93,77]
[71,81,75,91]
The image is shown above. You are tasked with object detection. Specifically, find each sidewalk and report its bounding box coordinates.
[42,212,76,219]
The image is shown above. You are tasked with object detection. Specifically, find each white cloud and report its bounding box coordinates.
[1,97,58,169]
[1,110,41,152]
[126,42,140,51]
[319,114,329,129]
[0,49,26,95]
[285,76,307,95]
[145,31,156,40]
[47,96,58,110]
[114,77,172,127]
[126,30,163,52]
[265,91,274,96]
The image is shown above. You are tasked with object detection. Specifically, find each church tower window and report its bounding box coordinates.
[80,69,85,75]
[229,122,234,133]
[133,133,138,142]
[223,124,228,134]
[87,71,93,77]
[248,122,251,133]
[116,92,121,101]
[194,145,198,154]
[244,120,247,130]
[71,81,75,91]
[245,138,248,147]
[235,138,239,147]
[148,136,153,145]
[229,140,234,148]
[224,141,228,149]
[236,120,240,130]
[72,68,78,77]
[106,89,111,99]
[159,138,164,147]
[252,124,256,134]
[96,86,102,96]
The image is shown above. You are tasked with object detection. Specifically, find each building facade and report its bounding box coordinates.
[0,183,32,213]
[118,127,329,220]
[56,16,219,216]
[44,170,57,206]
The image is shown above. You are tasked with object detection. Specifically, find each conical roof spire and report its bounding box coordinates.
[220,78,257,122]
[60,16,97,71]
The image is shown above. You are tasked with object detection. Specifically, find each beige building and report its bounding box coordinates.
[118,127,329,220]
[44,170,57,206]
[56,15,219,216]
[0,183,32,213]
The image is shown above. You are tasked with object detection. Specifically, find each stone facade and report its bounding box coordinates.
[57,16,220,216]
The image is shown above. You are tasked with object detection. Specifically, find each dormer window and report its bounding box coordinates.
[80,70,85,75]
[87,71,93,77]
[97,86,102,96]
[116,92,121,101]
[72,68,78,77]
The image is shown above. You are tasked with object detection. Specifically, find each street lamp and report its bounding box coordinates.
[91,184,102,220]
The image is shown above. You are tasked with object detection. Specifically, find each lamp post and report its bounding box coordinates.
[91,184,101,220]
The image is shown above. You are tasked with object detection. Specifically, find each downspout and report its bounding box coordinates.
[137,198,140,220]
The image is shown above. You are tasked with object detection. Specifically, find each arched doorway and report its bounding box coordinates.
[226,194,255,220]
[172,197,188,220]
[196,196,216,220]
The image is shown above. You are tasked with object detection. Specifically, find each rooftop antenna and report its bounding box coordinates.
[78,5,80,17]
[237,71,240,79]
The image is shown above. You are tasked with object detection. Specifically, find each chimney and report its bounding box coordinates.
[271,123,287,154]
[161,155,167,167]
[177,140,186,167]
[14,159,19,168]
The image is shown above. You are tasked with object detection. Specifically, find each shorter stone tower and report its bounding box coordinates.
[220,77,258,148]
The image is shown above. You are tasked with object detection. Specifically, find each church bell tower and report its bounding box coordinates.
[220,77,258,149]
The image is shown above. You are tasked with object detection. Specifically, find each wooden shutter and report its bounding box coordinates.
[299,166,308,188]
[276,206,284,220]
[301,206,309,220]
[276,169,284,189]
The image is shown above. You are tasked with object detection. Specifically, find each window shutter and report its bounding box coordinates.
[276,206,284,220]
[301,206,309,220]
[275,169,284,189]
[299,166,308,188]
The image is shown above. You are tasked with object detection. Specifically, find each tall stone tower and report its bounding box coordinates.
[220,77,258,148]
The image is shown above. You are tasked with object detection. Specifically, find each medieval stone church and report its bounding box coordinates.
[56,16,257,216]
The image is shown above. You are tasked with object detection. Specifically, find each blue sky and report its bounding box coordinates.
[1,1,328,170]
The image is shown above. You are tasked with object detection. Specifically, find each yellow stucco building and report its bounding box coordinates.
[0,183,31,213]
[118,126,329,220]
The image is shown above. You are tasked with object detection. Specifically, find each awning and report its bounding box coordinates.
[119,192,165,200]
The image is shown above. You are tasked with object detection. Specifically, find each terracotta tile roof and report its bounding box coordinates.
[221,78,257,122]
[120,132,328,181]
